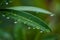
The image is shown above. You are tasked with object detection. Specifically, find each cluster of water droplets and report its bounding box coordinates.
[2,14,10,19]
[13,14,44,33]
[0,0,13,7]
[2,14,18,24]
[1,13,50,33]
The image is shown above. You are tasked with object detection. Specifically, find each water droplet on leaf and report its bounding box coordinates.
[50,14,55,16]
[33,27,35,29]
[6,2,9,5]
[36,26,40,29]
[2,15,5,17]
[28,27,31,29]
[14,21,17,24]
[40,30,43,33]
[6,17,10,19]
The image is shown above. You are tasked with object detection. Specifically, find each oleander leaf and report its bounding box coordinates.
[0,9,51,32]
[7,6,52,15]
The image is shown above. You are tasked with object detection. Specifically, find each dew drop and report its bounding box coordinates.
[50,14,55,16]
[40,30,43,33]
[14,21,17,24]
[6,17,10,19]
[2,15,5,17]
[28,27,31,29]
[33,27,35,29]
[37,28,40,29]
[36,27,40,29]
[6,2,9,5]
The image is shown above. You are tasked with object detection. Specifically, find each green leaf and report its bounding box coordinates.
[7,6,52,15]
[0,9,51,32]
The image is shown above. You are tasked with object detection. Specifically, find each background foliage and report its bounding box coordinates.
[0,0,60,40]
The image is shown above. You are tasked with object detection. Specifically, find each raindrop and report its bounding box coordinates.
[37,28,40,29]
[6,17,10,19]
[5,2,9,5]
[2,15,5,17]
[14,21,17,24]
[40,30,43,33]
[36,27,40,29]
[28,27,31,29]
[50,14,55,16]
[33,27,35,29]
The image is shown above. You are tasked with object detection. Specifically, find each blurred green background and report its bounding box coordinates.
[0,0,60,40]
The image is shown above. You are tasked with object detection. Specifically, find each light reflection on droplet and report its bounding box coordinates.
[28,27,31,29]
[33,27,35,29]
[36,27,40,29]
[6,2,9,5]
[50,14,55,16]
[14,21,17,24]
[40,30,43,33]
[6,17,10,19]
[2,15,5,17]
[37,28,40,29]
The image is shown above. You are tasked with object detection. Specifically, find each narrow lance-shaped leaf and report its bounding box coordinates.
[7,6,53,15]
[0,9,51,32]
